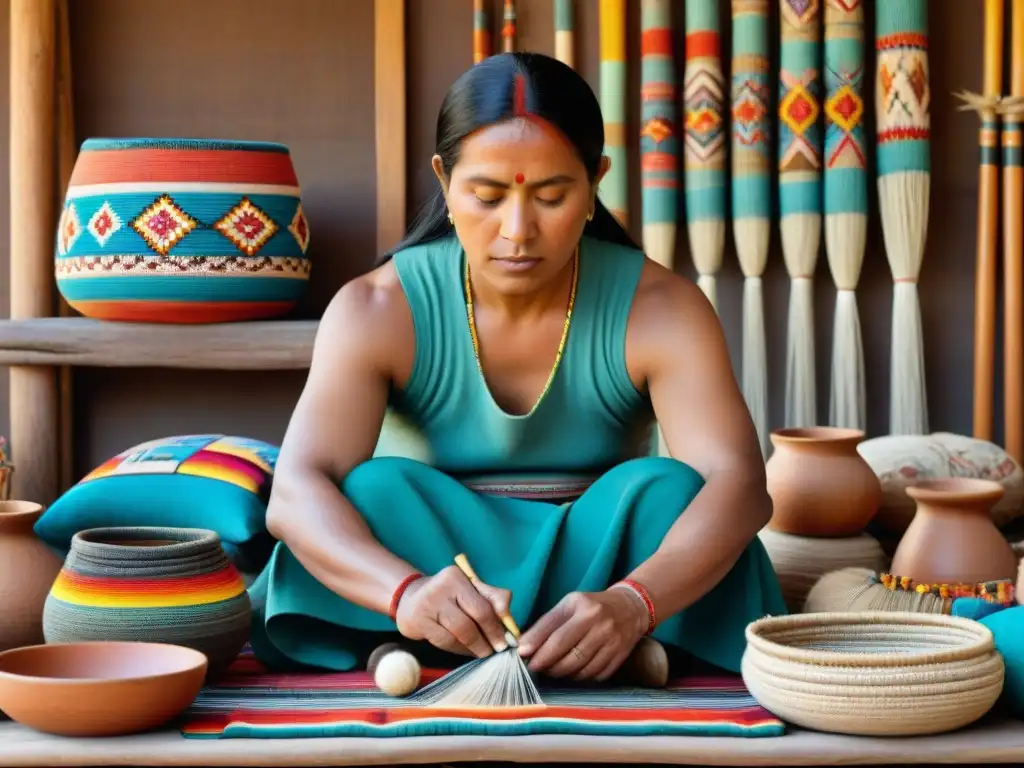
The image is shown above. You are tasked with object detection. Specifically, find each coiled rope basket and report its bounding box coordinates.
[42,527,250,678]
[741,611,1005,736]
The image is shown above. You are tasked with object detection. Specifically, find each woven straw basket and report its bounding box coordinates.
[741,612,1005,736]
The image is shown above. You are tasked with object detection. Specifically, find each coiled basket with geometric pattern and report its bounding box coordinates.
[55,137,311,323]
[42,527,251,678]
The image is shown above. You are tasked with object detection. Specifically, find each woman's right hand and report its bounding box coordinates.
[394,566,513,658]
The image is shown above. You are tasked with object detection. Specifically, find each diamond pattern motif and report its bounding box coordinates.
[132,195,198,256]
[87,201,122,247]
[215,197,279,256]
[288,204,310,253]
[57,203,82,255]
[780,82,819,135]
[732,81,769,146]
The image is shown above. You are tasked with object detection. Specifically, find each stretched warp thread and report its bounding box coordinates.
[875,0,931,435]
[503,0,516,53]
[554,0,574,68]
[640,0,679,272]
[474,0,491,63]
[599,0,629,227]
[730,0,772,458]
[823,0,868,430]
[1004,1,1024,463]
[959,0,1004,443]
[684,0,727,312]
[778,0,823,429]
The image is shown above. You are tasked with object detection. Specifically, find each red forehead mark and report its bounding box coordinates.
[514,172,525,185]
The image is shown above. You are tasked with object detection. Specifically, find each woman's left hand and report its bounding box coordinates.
[516,588,650,681]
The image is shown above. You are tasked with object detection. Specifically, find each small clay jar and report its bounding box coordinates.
[0,501,63,652]
[765,427,882,537]
[890,478,1018,585]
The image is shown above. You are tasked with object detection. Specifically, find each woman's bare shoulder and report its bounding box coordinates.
[313,260,415,381]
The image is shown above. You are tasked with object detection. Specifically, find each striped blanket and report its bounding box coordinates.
[181,653,785,739]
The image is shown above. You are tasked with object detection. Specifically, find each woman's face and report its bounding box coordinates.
[434,117,609,295]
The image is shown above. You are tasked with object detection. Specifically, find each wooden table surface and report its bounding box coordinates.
[1,715,1024,766]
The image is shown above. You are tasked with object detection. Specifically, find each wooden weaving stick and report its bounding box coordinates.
[1005,1,1024,461]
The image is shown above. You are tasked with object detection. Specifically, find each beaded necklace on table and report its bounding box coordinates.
[464,245,580,414]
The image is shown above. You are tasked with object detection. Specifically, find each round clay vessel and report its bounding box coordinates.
[0,641,206,737]
[765,427,882,537]
[890,478,1018,585]
[0,501,63,652]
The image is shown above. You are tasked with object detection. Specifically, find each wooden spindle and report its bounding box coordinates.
[374,0,406,257]
[1005,0,1024,461]
[969,0,1002,442]
[9,0,59,505]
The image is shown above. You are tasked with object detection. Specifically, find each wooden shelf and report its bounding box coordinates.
[0,317,319,369]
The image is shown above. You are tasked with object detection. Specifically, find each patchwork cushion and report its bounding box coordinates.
[857,432,1024,534]
[34,434,278,572]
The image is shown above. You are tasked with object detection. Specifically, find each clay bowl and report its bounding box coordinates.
[0,641,207,737]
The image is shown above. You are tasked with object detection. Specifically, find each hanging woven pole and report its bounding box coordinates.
[730,0,772,457]
[640,0,678,271]
[554,0,574,68]
[875,0,931,435]
[778,0,823,428]
[599,0,629,227]
[823,0,867,430]
[1004,1,1024,461]
[958,1,1004,442]
[502,0,517,53]
[684,0,727,312]
[474,0,491,63]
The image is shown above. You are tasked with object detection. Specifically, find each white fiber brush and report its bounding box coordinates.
[370,553,541,707]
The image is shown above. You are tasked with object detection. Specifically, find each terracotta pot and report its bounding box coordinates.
[890,478,1018,585]
[765,427,881,537]
[0,502,63,652]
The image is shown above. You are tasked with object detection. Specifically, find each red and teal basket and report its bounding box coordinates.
[55,137,311,324]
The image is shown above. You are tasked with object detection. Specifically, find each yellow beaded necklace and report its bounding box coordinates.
[464,246,580,414]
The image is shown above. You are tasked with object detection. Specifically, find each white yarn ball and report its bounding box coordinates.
[374,650,421,697]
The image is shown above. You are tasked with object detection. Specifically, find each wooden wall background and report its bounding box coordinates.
[0,0,995,479]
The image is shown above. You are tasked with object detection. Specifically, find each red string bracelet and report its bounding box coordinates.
[389,572,424,620]
[612,578,656,636]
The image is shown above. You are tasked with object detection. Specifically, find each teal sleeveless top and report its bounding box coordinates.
[373,234,655,478]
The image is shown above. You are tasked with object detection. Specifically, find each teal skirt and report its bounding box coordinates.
[247,456,787,674]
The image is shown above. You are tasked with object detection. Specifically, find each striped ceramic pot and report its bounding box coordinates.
[54,137,311,323]
[42,527,251,677]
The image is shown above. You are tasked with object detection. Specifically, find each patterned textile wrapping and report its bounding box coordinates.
[502,0,516,53]
[473,0,490,63]
[599,0,628,226]
[730,0,772,458]
[640,0,678,271]
[823,0,868,430]
[181,649,786,739]
[554,0,574,68]
[875,0,931,435]
[684,0,726,311]
[778,0,823,429]
[42,526,251,677]
[55,137,311,324]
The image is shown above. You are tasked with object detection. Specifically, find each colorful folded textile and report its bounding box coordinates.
[181,652,785,739]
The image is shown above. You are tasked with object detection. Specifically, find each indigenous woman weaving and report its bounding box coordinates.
[253,52,786,682]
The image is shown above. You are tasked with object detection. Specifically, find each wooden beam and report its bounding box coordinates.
[56,0,76,491]
[374,0,406,256]
[9,0,58,505]
[0,318,319,370]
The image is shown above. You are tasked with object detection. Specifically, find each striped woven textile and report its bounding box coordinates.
[181,652,785,739]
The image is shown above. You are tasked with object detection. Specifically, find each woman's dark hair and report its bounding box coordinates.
[379,52,640,263]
